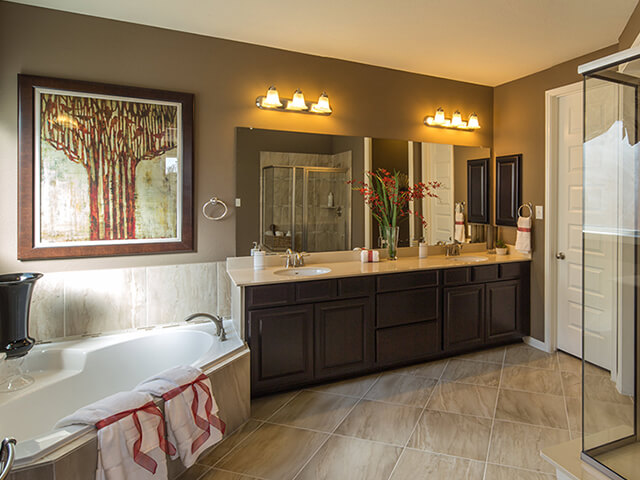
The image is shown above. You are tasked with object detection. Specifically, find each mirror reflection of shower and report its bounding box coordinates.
[260,151,352,253]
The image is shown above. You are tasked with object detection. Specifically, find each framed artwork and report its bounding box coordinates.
[18,75,194,259]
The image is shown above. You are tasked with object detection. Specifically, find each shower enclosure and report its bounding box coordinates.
[261,165,351,253]
[579,47,640,479]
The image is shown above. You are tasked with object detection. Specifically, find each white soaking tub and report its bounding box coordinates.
[0,320,245,466]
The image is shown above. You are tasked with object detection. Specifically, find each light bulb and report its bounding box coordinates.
[311,92,332,113]
[425,116,434,125]
[467,113,480,129]
[434,108,445,124]
[261,85,282,108]
[451,110,462,126]
[287,89,308,110]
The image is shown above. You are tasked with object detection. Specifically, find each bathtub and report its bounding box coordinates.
[0,319,246,468]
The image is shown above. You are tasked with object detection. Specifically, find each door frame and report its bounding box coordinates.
[543,81,583,354]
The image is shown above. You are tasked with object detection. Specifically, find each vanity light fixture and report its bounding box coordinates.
[424,108,480,131]
[255,86,333,115]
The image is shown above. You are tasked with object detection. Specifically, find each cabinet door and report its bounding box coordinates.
[467,158,490,224]
[443,284,484,350]
[314,297,374,379]
[495,154,522,226]
[248,304,313,395]
[486,280,521,342]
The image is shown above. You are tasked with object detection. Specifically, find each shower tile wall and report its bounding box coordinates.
[28,261,232,342]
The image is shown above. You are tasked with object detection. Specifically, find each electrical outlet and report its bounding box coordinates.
[535,205,543,219]
[235,198,241,207]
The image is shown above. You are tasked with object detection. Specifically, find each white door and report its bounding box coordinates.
[555,86,616,370]
[422,143,453,245]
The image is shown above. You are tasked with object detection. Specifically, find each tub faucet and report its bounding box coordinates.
[185,313,227,341]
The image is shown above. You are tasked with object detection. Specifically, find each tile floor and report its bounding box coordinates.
[178,342,630,480]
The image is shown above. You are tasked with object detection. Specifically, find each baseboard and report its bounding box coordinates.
[524,336,552,353]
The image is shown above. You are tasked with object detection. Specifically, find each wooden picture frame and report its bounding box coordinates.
[18,74,194,260]
[495,154,522,227]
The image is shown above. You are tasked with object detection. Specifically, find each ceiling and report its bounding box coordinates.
[9,0,639,86]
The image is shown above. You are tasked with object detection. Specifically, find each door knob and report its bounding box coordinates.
[556,252,566,260]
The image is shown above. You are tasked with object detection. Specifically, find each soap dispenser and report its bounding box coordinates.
[327,192,334,208]
[251,241,260,256]
[253,243,265,270]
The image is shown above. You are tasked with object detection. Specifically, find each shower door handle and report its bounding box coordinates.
[556,252,565,260]
[0,438,16,480]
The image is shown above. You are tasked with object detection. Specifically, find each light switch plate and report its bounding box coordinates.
[535,205,543,219]
[235,198,242,207]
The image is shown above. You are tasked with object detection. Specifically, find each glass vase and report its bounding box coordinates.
[383,225,400,260]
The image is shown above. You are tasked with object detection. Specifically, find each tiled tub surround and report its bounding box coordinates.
[175,344,588,480]
[7,323,250,480]
[28,261,232,342]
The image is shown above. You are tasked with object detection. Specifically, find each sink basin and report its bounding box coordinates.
[274,267,332,277]
[448,255,489,263]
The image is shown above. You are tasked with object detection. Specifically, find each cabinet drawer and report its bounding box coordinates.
[246,283,295,309]
[376,321,441,366]
[472,265,498,282]
[377,270,438,293]
[499,262,528,279]
[376,287,439,328]
[443,268,470,285]
[338,276,375,298]
[295,279,337,303]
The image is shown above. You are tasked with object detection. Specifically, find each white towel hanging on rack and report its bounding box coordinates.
[515,203,532,254]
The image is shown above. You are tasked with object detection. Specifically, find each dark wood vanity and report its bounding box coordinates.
[245,261,530,396]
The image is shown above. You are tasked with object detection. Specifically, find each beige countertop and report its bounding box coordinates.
[227,250,531,287]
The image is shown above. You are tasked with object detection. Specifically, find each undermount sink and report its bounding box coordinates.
[274,267,332,277]
[448,255,489,262]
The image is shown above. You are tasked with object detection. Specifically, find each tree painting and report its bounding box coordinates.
[39,92,179,242]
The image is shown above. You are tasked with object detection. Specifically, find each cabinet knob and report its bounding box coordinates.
[556,252,566,260]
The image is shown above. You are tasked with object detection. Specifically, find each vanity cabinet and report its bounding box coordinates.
[245,261,530,396]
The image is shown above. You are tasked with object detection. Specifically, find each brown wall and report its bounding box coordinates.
[0,1,493,273]
[493,45,618,341]
[619,0,640,50]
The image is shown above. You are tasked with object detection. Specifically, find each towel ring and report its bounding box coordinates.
[517,203,533,219]
[202,197,228,221]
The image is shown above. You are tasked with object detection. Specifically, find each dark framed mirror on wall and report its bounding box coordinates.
[467,158,490,224]
[495,154,522,226]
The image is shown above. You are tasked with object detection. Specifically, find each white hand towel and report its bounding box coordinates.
[57,391,171,480]
[454,212,465,243]
[516,216,532,254]
[135,366,225,469]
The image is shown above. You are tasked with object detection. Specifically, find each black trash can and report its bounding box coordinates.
[0,273,42,359]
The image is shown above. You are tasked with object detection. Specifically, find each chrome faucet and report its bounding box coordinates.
[444,239,463,257]
[281,249,309,268]
[184,313,227,341]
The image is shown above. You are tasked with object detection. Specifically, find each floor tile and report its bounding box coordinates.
[199,419,263,466]
[177,464,211,480]
[391,359,448,379]
[484,464,556,479]
[583,397,635,436]
[364,373,437,407]
[295,435,402,480]
[583,375,634,404]
[441,359,502,386]
[488,420,570,473]
[457,346,505,364]
[199,469,254,480]
[216,423,328,480]
[504,344,557,370]
[565,396,581,433]
[560,371,581,397]
[500,365,564,395]
[308,373,379,397]
[427,381,498,418]
[335,399,422,446]
[495,389,568,429]
[251,390,299,420]
[408,410,492,461]
[390,449,484,479]
[268,390,359,432]
[557,351,581,373]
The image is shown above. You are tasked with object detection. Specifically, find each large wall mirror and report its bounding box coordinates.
[236,127,490,256]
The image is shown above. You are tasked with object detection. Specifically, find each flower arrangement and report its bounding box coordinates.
[349,168,440,259]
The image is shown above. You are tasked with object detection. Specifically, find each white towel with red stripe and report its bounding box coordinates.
[516,215,532,254]
[135,366,225,469]
[454,212,465,243]
[56,391,173,480]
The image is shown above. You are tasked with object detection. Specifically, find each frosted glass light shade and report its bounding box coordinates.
[451,110,462,126]
[287,89,308,110]
[434,108,445,124]
[468,113,480,129]
[311,92,332,113]
[261,86,282,108]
